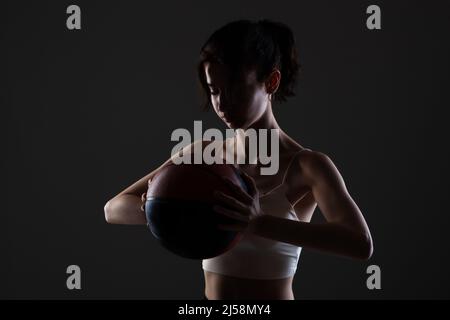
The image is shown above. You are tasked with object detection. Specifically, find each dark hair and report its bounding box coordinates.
[197,19,301,111]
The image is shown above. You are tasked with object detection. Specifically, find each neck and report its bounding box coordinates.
[234,103,282,164]
[249,103,280,131]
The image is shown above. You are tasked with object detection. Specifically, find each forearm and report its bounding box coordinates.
[104,194,148,225]
[250,215,373,260]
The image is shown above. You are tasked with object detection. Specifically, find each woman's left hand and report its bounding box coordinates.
[213,170,265,234]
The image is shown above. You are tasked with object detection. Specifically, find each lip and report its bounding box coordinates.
[218,111,234,124]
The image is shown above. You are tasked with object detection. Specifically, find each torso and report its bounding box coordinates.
[204,134,318,300]
[204,271,295,300]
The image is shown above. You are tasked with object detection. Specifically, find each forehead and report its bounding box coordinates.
[204,62,230,84]
[204,62,257,85]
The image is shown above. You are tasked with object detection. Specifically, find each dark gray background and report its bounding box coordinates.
[2,0,449,299]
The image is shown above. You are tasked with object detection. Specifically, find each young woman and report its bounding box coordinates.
[104,19,373,300]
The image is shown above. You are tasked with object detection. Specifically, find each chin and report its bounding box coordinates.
[223,120,236,129]
[227,122,243,130]
[223,118,248,130]
[233,120,250,130]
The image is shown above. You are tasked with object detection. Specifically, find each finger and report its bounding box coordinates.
[213,205,247,223]
[141,192,147,202]
[221,178,253,204]
[214,191,248,212]
[239,171,257,197]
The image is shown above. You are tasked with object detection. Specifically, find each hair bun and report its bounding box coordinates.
[257,20,300,102]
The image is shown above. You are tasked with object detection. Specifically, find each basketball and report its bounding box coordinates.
[145,162,248,259]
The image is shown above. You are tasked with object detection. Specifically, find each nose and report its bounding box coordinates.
[217,88,233,113]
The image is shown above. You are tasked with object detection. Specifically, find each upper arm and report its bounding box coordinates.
[300,151,371,238]
[111,139,212,200]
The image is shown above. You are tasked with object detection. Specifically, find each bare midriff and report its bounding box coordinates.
[204,271,295,300]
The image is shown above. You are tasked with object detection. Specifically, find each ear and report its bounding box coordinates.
[265,69,281,95]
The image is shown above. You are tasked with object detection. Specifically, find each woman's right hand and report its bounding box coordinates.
[105,158,172,225]
[140,178,152,212]
[140,192,147,212]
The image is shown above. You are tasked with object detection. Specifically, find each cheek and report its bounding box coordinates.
[243,87,267,117]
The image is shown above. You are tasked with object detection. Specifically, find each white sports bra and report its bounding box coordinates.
[202,149,306,280]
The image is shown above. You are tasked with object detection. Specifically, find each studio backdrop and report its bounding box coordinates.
[2,0,449,299]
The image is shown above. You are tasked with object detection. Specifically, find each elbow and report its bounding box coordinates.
[104,200,117,224]
[356,233,374,261]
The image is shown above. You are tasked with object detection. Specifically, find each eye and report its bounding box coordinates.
[208,85,220,96]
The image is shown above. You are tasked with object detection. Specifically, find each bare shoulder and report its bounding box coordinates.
[295,149,345,187]
[297,149,332,170]
[185,139,215,151]
[170,139,213,160]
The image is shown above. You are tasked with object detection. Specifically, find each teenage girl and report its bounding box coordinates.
[104,19,373,300]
